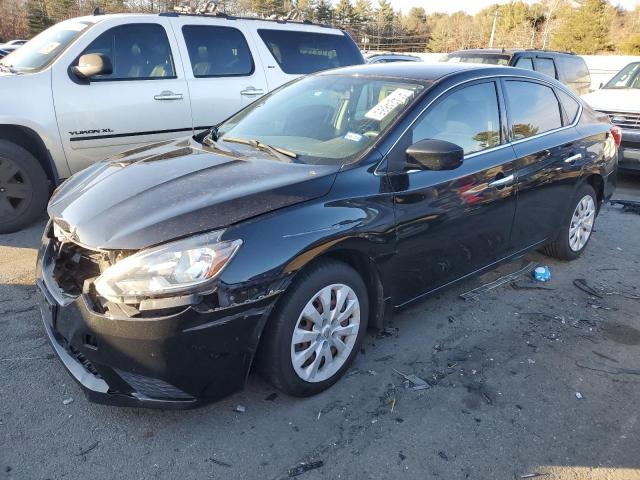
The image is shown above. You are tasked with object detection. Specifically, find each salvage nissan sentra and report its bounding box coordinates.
[37,63,618,408]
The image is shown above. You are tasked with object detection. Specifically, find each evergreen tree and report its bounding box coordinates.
[334,0,354,26]
[315,0,332,23]
[27,0,51,36]
[551,0,614,54]
[352,0,372,25]
[295,0,317,20]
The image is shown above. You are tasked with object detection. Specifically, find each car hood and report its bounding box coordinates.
[48,137,339,250]
[581,88,640,112]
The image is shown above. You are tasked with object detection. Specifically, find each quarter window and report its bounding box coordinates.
[412,82,502,155]
[182,25,253,77]
[257,29,363,74]
[505,81,562,140]
[535,57,556,78]
[81,24,175,80]
[514,57,534,70]
[556,89,580,124]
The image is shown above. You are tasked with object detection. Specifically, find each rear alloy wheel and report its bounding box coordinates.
[258,259,369,397]
[542,184,597,260]
[0,140,49,234]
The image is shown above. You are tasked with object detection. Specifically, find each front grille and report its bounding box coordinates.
[51,239,103,296]
[598,110,640,130]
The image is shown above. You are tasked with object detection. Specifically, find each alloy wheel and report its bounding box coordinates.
[569,194,595,252]
[290,283,361,383]
[0,157,32,221]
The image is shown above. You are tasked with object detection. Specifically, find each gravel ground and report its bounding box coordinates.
[1,174,640,480]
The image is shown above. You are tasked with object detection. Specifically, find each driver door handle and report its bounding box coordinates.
[489,174,514,189]
[241,87,264,97]
[564,153,583,164]
[154,91,184,101]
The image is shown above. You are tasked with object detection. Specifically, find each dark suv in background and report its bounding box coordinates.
[442,49,592,95]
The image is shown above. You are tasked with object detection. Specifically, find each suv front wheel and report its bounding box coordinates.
[0,140,49,234]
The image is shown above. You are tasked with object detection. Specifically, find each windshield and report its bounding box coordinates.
[604,62,640,89]
[217,75,426,165]
[0,20,91,72]
[443,54,510,66]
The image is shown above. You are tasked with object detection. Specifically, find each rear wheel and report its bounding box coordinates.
[258,259,369,397]
[542,184,597,260]
[0,140,49,234]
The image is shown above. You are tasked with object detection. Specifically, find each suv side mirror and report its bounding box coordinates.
[72,53,112,80]
[405,139,464,171]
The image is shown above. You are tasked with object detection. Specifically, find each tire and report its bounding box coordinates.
[258,259,369,397]
[0,140,49,234]
[541,184,597,261]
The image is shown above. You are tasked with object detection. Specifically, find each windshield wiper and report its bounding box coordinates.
[222,136,298,160]
[202,125,219,147]
[0,63,18,74]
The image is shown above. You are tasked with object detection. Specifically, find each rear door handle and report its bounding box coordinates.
[489,174,514,188]
[240,87,265,97]
[154,91,184,101]
[564,153,583,164]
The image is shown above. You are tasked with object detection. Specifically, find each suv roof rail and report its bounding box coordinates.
[160,3,333,28]
[523,49,576,55]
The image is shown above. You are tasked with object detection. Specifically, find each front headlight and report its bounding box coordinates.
[94,230,241,304]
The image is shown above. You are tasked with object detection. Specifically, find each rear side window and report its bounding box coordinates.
[412,82,502,155]
[556,55,591,84]
[257,29,362,74]
[514,57,534,70]
[535,58,557,79]
[505,81,562,140]
[182,25,253,77]
[81,23,175,80]
[556,89,580,124]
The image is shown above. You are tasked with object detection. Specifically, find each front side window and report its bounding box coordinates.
[81,23,175,80]
[257,29,363,74]
[514,57,534,70]
[217,75,426,165]
[0,20,91,72]
[535,58,557,79]
[604,62,640,89]
[182,25,253,77]
[412,82,502,155]
[505,80,562,140]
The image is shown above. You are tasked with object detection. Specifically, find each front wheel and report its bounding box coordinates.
[258,259,369,397]
[542,184,597,260]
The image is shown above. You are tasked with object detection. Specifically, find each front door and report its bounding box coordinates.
[52,19,193,174]
[502,79,585,249]
[388,80,518,306]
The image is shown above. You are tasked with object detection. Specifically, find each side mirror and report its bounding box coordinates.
[405,139,464,171]
[599,82,604,89]
[72,53,112,80]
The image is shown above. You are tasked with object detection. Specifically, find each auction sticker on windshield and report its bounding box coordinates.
[365,88,415,121]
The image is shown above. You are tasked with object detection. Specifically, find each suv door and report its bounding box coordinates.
[52,19,193,174]
[503,79,585,250]
[533,56,558,80]
[387,80,518,305]
[173,18,269,130]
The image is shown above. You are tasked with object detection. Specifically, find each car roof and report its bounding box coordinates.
[448,48,575,57]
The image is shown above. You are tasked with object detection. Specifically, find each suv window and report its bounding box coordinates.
[182,25,253,77]
[505,81,562,140]
[257,29,362,74]
[556,55,590,84]
[81,23,175,80]
[556,89,580,124]
[412,82,501,155]
[514,57,534,70]
[535,58,556,78]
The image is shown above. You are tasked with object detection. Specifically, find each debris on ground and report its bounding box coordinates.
[393,369,429,390]
[62,398,73,405]
[533,266,551,282]
[576,361,640,376]
[376,327,399,338]
[573,278,640,300]
[521,473,549,479]
[510,281,554,291]
[575,392,584,400]
[612,199,640,215]
[76,441,99,457]
[460,262,536,300]
[208,457,232,468]
[288,460,324,477]
[438,451,449,461]
[234,405,246,413]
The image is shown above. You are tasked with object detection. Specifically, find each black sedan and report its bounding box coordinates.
[37,63,618,408]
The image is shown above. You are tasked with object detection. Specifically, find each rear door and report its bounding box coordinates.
[533,56,558,81]
[52,18,193,174]
[504,78,585,251]
[388,80,518,305]
[171,17,269,129]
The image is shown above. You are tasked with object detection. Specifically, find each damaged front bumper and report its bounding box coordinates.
[36,227,282,409]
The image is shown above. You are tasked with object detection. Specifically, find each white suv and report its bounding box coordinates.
[0,12,363,232]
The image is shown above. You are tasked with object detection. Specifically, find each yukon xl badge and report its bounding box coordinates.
[69,128,114,136]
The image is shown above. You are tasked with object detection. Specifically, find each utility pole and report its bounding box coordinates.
[489,8,499,48]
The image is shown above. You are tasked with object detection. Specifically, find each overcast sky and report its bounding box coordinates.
[386,0,639,14]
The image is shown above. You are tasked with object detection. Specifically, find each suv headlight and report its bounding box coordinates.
[94,230,241,304]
